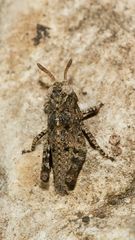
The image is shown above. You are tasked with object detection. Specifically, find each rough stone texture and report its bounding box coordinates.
[0,0,135,239]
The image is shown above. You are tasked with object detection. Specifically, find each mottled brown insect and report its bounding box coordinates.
[22,59,114,195]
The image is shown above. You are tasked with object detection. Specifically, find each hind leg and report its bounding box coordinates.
[65,148,86,191]
[40,142,52,187]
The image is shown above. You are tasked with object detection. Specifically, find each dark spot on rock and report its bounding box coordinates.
[32,24,50,46]
[38,80,50,89]
[82,216,90,223]
[82,91,87,95]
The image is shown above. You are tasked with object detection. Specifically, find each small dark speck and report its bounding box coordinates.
[82,216,90,223]
[38,80,50,89]
[96,212,106,219]
[108,198,117,205]
[82,91,87,95]
[76,211,83,218]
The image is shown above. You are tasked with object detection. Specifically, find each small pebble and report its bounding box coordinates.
[109,134,121,146]
[111,145,122,156]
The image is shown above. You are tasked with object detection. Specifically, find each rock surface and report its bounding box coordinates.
[0,0,135,239]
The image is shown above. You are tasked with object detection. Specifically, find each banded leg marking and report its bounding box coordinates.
[22,129,47,154]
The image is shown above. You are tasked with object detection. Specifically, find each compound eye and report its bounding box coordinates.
[66,91,78,107]
[44,103,49,113]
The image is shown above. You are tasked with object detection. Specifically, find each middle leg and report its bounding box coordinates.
[22,129,47,154]
[82,125,115,161]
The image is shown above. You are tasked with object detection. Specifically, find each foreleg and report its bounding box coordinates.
[82,103,103,121]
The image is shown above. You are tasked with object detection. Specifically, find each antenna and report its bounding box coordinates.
[37,63,56,82]
[64,58,72,81]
